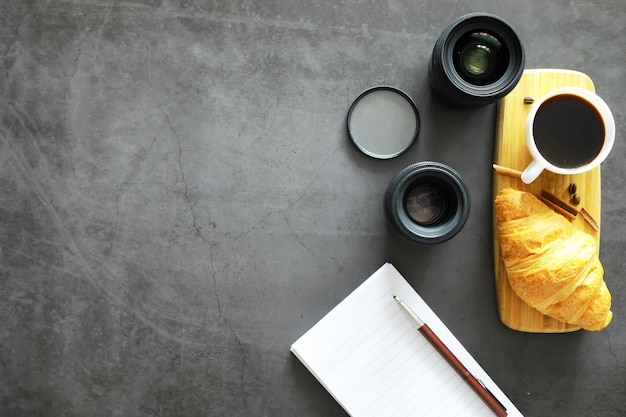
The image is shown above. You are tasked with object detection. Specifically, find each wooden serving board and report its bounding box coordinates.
[493,69,601,333]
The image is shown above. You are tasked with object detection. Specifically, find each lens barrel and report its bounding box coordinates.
[429,13,525,107]
[384,162,470,244]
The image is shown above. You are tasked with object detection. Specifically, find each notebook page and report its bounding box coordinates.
[291,263,524,417]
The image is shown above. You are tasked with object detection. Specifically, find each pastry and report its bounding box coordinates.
[495,188,612,331]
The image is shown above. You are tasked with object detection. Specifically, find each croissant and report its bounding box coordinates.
[495,188,612,331]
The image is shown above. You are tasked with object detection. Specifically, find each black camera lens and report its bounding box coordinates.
[429,13,525,107]
[384,162,470,244]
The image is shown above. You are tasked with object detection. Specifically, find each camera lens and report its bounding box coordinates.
[429,13,525,107]
[384,162,470,244]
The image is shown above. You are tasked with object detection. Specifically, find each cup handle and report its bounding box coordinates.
[521,160,543,184]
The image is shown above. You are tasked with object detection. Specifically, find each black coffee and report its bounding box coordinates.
[533,94,605,169]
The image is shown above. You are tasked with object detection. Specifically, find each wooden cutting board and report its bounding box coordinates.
[493,69,602,333]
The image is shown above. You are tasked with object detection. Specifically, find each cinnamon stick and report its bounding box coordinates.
[540,190,579,217]
[580,208,600,232]
[539,196,577,221]
[492,164,522,179]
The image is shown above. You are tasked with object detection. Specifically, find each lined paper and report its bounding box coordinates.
[291,263,524,417]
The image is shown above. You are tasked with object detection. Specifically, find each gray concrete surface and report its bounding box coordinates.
[1,1,624,416]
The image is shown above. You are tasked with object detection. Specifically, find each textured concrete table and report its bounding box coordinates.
[1,1,624,416]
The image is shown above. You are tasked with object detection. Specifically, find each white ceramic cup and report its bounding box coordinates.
[521,87,615,184]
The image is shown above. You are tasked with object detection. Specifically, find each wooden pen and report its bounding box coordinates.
[393,296,508,417]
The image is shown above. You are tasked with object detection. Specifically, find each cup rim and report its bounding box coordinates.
[525,87,615,174]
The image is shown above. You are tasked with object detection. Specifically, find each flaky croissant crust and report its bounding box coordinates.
[495,188,612,331]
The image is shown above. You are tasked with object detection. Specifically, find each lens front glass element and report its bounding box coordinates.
[454,31,508,85]
[405,184,447,226]
[461,43,494,75]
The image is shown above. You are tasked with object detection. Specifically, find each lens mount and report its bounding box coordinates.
[429,13,525,107]
[384,162,471,244]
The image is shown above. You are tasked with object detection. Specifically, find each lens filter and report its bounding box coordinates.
[347,86,420,159]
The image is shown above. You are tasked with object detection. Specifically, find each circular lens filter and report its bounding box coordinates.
[347,86,420,159]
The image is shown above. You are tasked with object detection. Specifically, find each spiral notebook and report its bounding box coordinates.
[291,263,524,417]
